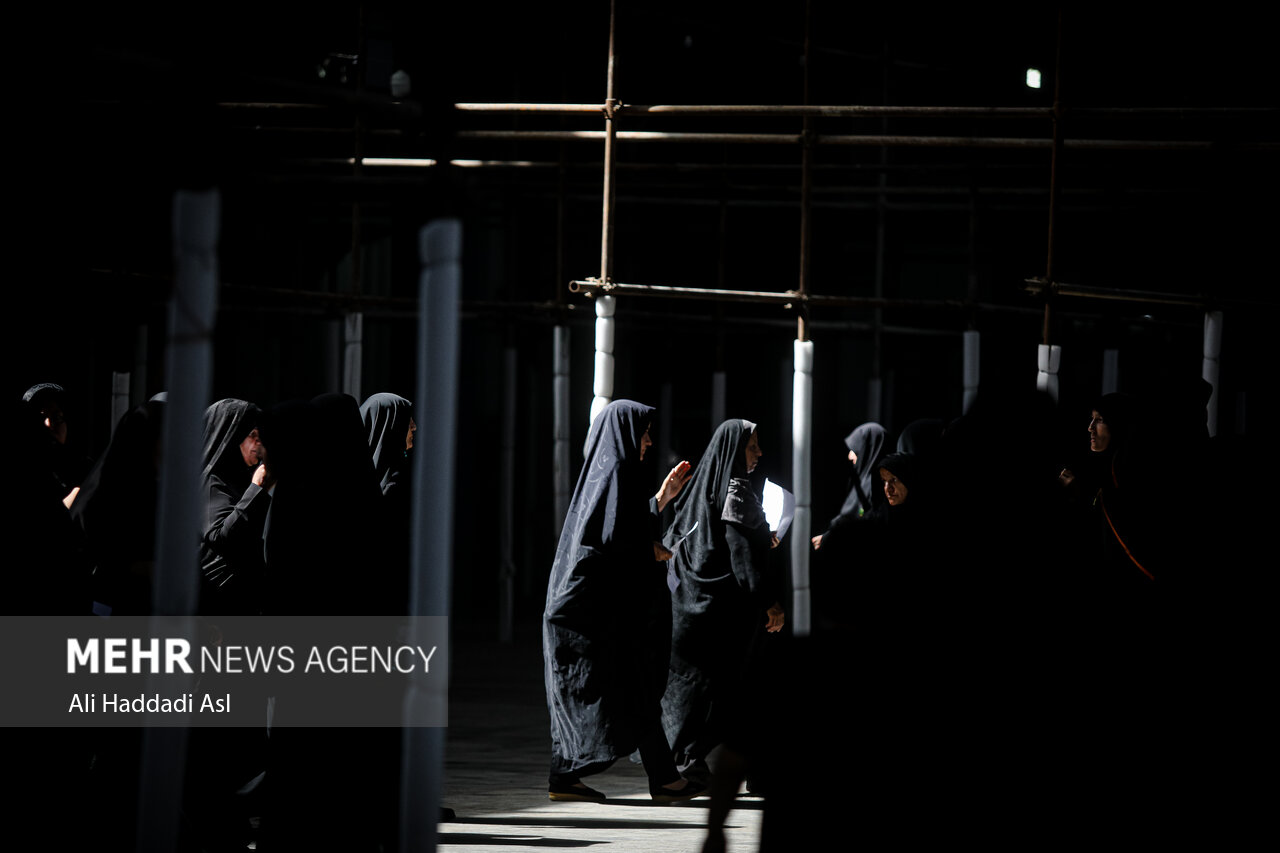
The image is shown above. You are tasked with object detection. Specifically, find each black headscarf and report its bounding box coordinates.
[835,422,888,522]
[202,398,261,485]
[546,399,655,624]
[199,399,267,615]
[663,419,767,588]
[359,392,414,496]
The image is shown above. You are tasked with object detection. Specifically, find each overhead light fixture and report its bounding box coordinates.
[1026,68,1042,89]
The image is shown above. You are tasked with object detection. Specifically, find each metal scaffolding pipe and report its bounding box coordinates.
[1203,311,1223,437]
[456,129,1274,151]
[1024,278,1237,309]
[590,0,619,429]
[452,103,1275,121]
[499,346,517,643]
[342,311,363,400]
[571,279,974,311]
[552,326,572,529]
[962,330,980,413]
[1042,9,1066,348]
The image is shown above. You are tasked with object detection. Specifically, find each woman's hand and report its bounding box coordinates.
[655,460,692,512]
[765,603,785,633]
[653,541,674,561]
[810,533,823,550]
[770,534,780,550]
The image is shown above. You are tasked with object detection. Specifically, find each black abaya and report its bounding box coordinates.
[542,399,678,786]
[199,398,269,615]
[660,419,775,775]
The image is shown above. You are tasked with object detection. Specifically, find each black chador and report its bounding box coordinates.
[543,399,685,797]
[660,419,775,777]
[199,398,268,615]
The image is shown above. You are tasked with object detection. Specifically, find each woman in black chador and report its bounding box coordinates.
[660,419,782,783]
[199,398,271,615]
[543,399,702,803]
[811,421,888,552]
[360,391,417,616]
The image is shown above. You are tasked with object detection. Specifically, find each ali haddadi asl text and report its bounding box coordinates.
[67,692,230,714]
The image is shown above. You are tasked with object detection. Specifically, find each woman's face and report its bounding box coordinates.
[881,467,908,506]
[405,417,417,452]
[745,430,762,473]
[1088,410,1110,453]
[239,428,263,467]
[639,425,652,461]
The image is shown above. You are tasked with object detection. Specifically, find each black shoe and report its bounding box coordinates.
[548,780,607,802]
[650,779,708,803]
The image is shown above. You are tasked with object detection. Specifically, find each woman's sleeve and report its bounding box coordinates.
[203,480,271,554]
[724,520,774,606]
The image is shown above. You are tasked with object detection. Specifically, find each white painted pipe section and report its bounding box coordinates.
[1102,348,1120,396]
[553,325,571,536]
[790,339,814,638]
[711,371,726,430]
[499,346,517,643]
[343,311,364,401]
[1202,311,1223,437]
[962,330,980,413]
[110,372,130,438]
[590,295,616,428]
[138,189,221,853]
[402,218,462,853]
[1036,343,1062,404]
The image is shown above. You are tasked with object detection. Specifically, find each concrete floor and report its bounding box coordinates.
[438,621,762,853]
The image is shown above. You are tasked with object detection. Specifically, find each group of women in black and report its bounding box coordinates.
[544,382,1261,848]
[13,385,418,851]
[542,401,785,804]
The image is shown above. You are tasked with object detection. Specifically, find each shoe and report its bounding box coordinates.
[650,778,708,803]
[548,780,607,802]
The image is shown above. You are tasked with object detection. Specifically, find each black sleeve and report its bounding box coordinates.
[725,520,776,608]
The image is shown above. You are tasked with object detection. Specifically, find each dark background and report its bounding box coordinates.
[8,4,1276,626]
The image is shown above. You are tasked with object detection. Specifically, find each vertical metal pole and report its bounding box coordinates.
[1102,348,1120,395]
[659,381,674,464]
[343,311,364,400]
[553,145,572,522]
[796,0,812,344]
[791,340,814,637]
[711,372,727,430]
[1042,10,1065,351]
[553,326,572,528]
[791,2,815,636]
[600,0,618,286]
[138,188,220,852]
[1202,311,1223,437]
[962,330,980,413]
[870,37,889,425]
[402,218,462,853]
[499,346,517,643]
[592,0,619,427]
